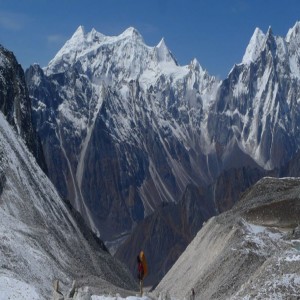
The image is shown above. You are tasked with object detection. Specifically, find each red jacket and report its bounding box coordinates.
[138,261,144,280]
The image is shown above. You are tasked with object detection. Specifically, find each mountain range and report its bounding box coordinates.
[26,26,219,240]
[0,21,300,299]
[21,20,300,285]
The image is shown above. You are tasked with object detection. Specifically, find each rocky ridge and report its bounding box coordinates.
[0,46,46,171]
[0,107,138,299]
[155,177,300,299]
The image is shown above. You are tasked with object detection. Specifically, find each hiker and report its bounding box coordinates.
[137,254,144,295]
[137,251,148,296]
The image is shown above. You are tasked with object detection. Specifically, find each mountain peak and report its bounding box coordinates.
[86,27,105,43]
[242,27,265,64]
[72,25,85,40]
[266,26,273,37]
[157,37,167,49]
[119,27,143,41]
[286,21,300,42]
[189,58,202,72]
[155,37,177,64]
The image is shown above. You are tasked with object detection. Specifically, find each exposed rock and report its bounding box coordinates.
[67,280,77,298]
[0,45,47,172]
[155,177,300,299]
[52,280,64,300]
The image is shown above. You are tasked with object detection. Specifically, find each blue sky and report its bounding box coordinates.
[0,0,299,78]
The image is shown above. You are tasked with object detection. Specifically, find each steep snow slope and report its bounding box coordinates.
[155,177,300,299]
[0,111,137,299]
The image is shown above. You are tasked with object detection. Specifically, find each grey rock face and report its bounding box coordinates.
[0,45,47,172]
[0,46,33,141]
[155,177,300,299]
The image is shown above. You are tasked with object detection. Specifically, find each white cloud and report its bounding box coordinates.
[0,11,29,31]
[47,34,66,44]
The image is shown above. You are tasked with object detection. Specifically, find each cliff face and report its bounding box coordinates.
[0,46,46,172]
[0,46,32,141]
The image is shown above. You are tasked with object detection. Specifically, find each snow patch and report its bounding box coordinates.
[0,276,40,300]
[285,254,300,262]
[242,27,265,64]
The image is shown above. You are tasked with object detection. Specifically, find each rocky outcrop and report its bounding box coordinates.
[155,177,300,299]
[0,45,47,172]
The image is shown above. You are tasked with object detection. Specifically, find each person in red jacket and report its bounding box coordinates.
[137,255,144,295]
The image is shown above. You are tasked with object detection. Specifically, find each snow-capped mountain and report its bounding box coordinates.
[208,22,300,170]
[26,21,300,285]
[26,26,219,242]
[155,177,300,299]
